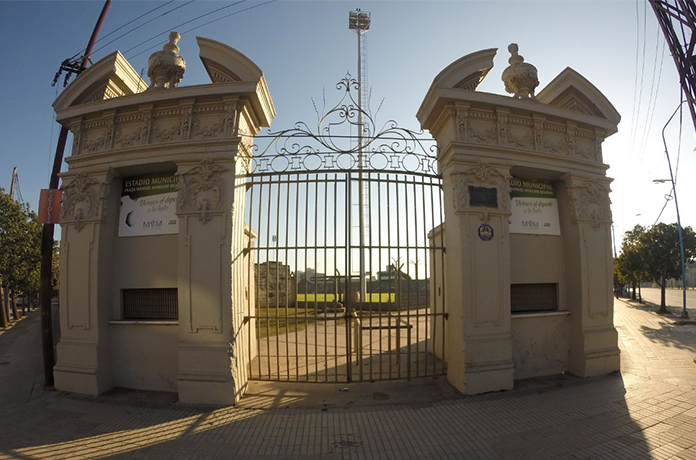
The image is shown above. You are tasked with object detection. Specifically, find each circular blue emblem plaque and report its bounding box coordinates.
[478,224,494,241]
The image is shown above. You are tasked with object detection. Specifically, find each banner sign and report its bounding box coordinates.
[118,173,178,237]
[509,178,561,236]
[38,189,62,224]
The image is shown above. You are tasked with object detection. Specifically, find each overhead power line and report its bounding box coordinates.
[68,0,178,59]
[123,0,249,56]
[649,0,696,135]
[127,0,279,59]
[90,0,197,57]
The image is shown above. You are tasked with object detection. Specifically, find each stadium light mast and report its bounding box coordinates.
[349,9,371,302]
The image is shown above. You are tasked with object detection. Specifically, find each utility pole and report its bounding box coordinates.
[40,0,111,387]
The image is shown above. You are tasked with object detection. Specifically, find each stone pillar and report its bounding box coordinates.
[417,45,621,395]
[174,158,236,404]
[560,174,620,377]
[52,37,275,404]
[445,161,515,394]
[54,169,117,394]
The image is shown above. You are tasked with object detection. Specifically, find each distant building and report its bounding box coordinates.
[255,261,296,308]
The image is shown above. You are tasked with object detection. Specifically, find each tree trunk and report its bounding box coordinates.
[2,285,10,324]
[631,282,636,300]
[638,284,642,303]
[660,276,667,313]
[0,285,8,328]
[11,293,19,320]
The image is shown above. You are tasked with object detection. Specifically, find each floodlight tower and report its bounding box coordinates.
[349,9,371,303]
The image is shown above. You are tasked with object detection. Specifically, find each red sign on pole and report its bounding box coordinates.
[38,189,62,224]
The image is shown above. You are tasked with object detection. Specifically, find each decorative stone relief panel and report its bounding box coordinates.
[507,119,534,149]
[63,97,246,156]
[193,115,226,139]
[113,113,144,149]
[564,178,612,229]
[452,162,511,219]
[177,159,229,223]
[455,103,470,141]
[60,173,110,231]
[446,103,606,164]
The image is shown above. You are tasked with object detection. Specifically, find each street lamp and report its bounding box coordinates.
[654,100,689,318]
[653,178,688,318]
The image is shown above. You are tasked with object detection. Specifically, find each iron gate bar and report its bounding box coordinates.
[244,74,446,383]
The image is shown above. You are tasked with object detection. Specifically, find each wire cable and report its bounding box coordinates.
[68,1,178,60]
[628,0,643,155]
[123,0,249,57]
[639,30,666,160]
[674,88,684,185]
[631,0,649,156]
[654,192,673,225]
[91,1,196,57]
[128,0,279,60]
[14,176,24,205]
[47,86,59,183]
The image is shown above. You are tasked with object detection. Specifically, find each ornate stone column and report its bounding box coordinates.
[54,169,117,394]
[445,161,515,394]
[560,174,620,377]
[174,158,240,404]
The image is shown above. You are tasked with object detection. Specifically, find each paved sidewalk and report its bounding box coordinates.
[0,300,695,460]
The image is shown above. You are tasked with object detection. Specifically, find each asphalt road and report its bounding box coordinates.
[635,286,696,311]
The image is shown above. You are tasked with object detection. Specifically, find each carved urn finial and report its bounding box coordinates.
[501,43,539,100]
[147,31,186,90]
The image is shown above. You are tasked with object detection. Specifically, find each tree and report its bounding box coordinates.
[0,188,43,323]
[615,225,647,301]
[639,223,696,312]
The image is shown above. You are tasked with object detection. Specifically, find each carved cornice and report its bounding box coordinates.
[564,177,612,229]
[67,98,245,156]
[177,159,229,223]
[452,162,511,220]
[60,173,110,231]
[437,99,610,166]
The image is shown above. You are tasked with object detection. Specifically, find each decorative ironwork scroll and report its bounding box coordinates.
[246,74,438,176]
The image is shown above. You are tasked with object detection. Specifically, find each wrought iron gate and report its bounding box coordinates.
[243,76,446,382]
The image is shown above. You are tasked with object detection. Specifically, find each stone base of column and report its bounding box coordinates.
[54,340,111,395]
[178,343,243,405]
[448,334,514,395]
[570,326,620,378]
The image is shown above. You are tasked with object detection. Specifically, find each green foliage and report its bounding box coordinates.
[615,225,647,286]
[615,222,696,311]
[0,189,43,295]
[639,223,696,288]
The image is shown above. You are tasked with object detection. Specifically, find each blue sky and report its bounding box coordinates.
[0,0,694,249]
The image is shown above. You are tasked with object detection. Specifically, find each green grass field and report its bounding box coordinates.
[295,293,396,303]
[255,306,330,338]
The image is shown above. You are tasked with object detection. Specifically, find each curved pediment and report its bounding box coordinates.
[197,37,263,83]
[431,48,498,90]
[53,51,147,112]
[537,67,620,125]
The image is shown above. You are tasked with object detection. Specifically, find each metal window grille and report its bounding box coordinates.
[123,288,178,320]
[511,283,557,313]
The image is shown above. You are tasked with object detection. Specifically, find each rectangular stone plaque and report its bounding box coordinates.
[469,186,498,208]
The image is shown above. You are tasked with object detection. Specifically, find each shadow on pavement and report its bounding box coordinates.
[639,322,696,352]
[0,373,655,459]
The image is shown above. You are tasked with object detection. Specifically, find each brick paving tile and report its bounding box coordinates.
[0,300,695,460]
